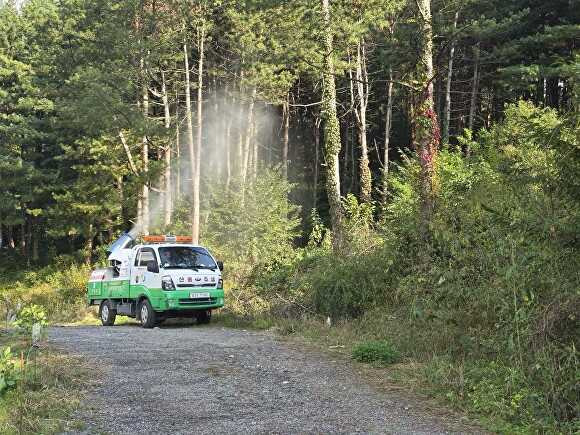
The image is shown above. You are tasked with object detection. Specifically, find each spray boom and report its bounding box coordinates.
[106,232,135,255]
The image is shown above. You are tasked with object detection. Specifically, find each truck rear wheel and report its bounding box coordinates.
[100,300,116,326]
[195,310,211,325]
[139,299,156,329]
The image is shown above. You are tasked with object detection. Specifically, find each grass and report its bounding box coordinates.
[0,329,91,434]
[352,340,400,365]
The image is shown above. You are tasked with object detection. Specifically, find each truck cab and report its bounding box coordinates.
[87,235,225,328]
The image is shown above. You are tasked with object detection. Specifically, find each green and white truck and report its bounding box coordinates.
[87,234,224,328]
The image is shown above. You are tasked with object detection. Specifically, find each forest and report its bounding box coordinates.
[0,0,578,432]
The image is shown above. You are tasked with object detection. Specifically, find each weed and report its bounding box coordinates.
[352,340,400,365]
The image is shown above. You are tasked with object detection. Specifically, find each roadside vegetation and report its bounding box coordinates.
[213,103,579,433]
[0,309,89,434]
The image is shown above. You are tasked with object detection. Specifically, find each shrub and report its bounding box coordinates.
[0,347,20,394]
[352,340,400,365]
[13,305,47,332]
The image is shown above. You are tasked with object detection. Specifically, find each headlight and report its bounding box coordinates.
[217,278,223,289]
[162,275,175,291]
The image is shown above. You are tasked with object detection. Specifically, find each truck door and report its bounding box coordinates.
[130,248,160,298]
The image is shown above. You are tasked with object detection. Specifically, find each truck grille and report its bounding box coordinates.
[178,298,217,305]
[176,283,215,288]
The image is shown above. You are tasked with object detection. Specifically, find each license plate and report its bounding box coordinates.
[190,292,210,299]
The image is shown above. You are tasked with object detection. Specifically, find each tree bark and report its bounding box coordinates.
[7,225,14,249]
[320,0,343,252]
[382,67,393,203]
[242,86,256,186]
[85,222,93,265]
[236,72,245,179]
[468,42,480,132]
[162,70,172,227]
[342,122,349,191]
[411,0,440,229]
[212,78,220,178]
[282,93,290,180]
[175,88,181,201]
[184,40,196,241]
[192,25,205,244]
[251,118,258,180]
[20,221,26,256]
[141,58,150,235]
[355,39,371,202]
[442,11,458,145]
[32,220,39,262]
[313,116,320,210]
[224,84,232,189]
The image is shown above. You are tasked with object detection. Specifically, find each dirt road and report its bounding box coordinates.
[49,325,481,434]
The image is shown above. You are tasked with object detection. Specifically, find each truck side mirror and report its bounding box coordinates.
[146,260,159,274]
[217,261,224,271]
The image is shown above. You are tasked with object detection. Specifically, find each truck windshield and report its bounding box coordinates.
[158,247,217,270]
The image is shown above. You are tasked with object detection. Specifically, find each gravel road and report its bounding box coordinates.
[48,324,482,435]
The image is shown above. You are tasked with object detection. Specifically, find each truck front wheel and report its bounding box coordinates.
[195,310,211,325]
[139,299,156,328]
[100,300,116,326]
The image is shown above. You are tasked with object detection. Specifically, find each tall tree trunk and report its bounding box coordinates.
[26,218,32,262]
[236,72,245,179]
[411,0,440,229]
[32,220,39,262]
[320,0,343,252]
[342,123,349,192]
[350,126,356,193]
[212,78,220,178]
[162,71,172,227]
[355,39,371,202]
[184,40,196,241]
[85,222,93,265]
[20,220,26,256]
[141,58,150,235]
[175,93,181,201]
[468,42,480,132]
[8,225,14,249]
[242,87,256,186]
[282,93,290,180]
[116,175,127,227]
[382,67,393,203]
[251,118,258,180]
[313,116,320,210]
[442,11,458,145]
[192,26,205,244]
[224,84,232,189]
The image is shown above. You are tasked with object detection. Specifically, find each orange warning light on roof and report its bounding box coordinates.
[142,235,193,243]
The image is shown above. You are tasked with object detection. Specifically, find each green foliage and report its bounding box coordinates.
[0,334,88,433]
[0,347,20,394]
[236,101,579,431]
[13,305,47,332]
[307,208,328,248]
[174,169,301,266]
[352,341,400,365]
[168,169,302,316]
[0,261,93,325]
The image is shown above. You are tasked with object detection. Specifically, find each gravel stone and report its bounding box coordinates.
[49,325,484,435]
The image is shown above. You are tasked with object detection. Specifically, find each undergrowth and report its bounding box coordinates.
[219,103,579,433]
[0,330,89,434]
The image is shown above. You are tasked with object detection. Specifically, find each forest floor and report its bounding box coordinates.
[49,323,486,435]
